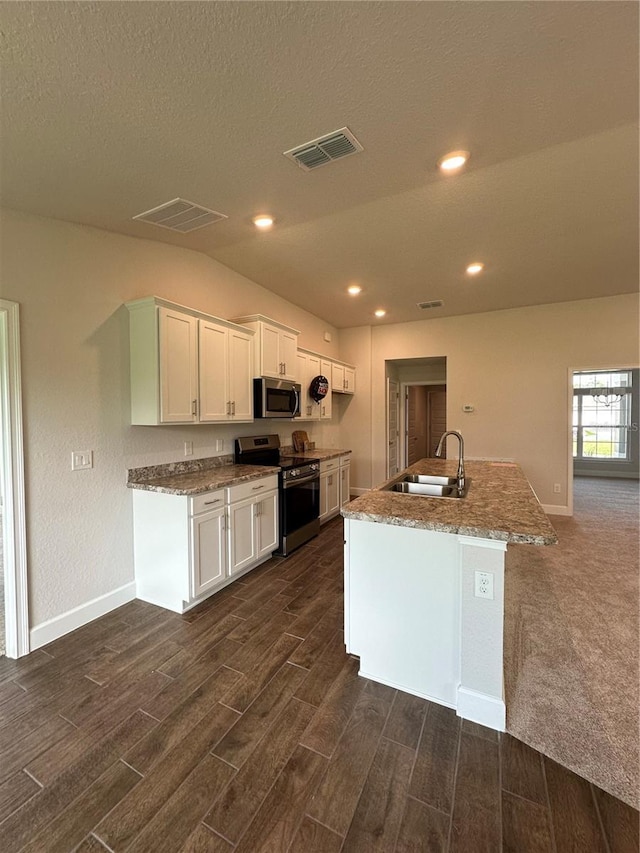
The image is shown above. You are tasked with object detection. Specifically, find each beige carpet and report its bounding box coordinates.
[505,477,639,809]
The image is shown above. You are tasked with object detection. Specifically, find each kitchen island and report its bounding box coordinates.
[341,458,557,730]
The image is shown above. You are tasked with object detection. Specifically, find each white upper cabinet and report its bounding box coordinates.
[331,360,356,395]
[159,307,198,423]
[233,315,299,381]
[320,359,333,419]
[297,349,321,420]
[198,319,229,422]
[228,327,253,421]
[127,297,254,425]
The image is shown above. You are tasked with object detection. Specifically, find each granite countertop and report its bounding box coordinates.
[127,457,280,496]
[341,459,558,546]
[282,447,351,461]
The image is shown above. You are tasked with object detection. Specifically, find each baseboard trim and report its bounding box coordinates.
[457,686,506,731]
[542,504,572,516]
[30,582,136,650]
[350,487,369,497]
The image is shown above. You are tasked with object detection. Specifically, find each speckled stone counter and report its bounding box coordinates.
[341,459,557,545]
[281,447,351,461]
[127,456,280,496]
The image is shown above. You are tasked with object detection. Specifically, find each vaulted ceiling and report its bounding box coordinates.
[1,2,638,327]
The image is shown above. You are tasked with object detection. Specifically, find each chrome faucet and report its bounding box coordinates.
[435,430,465,495]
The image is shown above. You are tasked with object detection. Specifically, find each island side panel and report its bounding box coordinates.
[345,518,460,708]
[457,536,507,730]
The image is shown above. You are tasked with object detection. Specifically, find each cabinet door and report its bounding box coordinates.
[256,491,278,559]
[199,320,229,422]
[281,332,298,381]
[319,471,329,521]
[307,354,321,420]
[229,328,253,420]
[326,470,340,517]
[228,497,258,575]
[261,323,282,378]
[191,508,227,597]
[320,359,333,419]
[332,362,345,394]
[296,352,311,420]
[159,307,198,422]
[344,367,356,394]
[340,463,351,507]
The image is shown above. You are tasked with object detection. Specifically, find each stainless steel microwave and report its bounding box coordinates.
[253,377,301,418]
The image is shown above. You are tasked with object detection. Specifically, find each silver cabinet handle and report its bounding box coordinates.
[232,401,236,415]
[252,484,265,491]
[226,401,231,415]
[204,499,221,505]
[192,399,197,416]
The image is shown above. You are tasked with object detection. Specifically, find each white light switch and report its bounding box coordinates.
[71,450,93,471]
[184,441,193,456]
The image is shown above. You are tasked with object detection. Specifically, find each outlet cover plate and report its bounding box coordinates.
[71,450,93,471]
[474,570,494,600]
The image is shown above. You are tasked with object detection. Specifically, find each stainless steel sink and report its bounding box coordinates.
[403,474,458,486]
[387,476,471,499]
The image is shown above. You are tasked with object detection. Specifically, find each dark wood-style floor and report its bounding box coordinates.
[0,518,637,852]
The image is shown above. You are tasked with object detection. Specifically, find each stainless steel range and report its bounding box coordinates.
[235,435,320,556]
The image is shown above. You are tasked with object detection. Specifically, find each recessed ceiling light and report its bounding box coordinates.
[374,309,386,318]
[347,285,362,296]
[438,150,470,173]
[466,262,485,275]
[253,215,274,229]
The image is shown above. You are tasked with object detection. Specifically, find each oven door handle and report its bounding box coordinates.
[282,473,319,489]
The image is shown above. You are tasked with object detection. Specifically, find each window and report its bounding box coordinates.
[573,370,633,460]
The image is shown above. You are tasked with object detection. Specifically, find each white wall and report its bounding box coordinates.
[341,294,640,507]
[0,209,344,628]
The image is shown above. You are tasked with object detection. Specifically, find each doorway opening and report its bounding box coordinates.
[0,300,29,659]
[386,357,447,475]
[568,366,639,515]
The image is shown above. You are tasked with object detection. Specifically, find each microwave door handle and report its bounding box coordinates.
[292,387,300,416]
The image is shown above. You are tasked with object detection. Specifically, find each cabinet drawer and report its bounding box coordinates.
[226,475,278,504]
[190,489,225,516]
[340,454,351,467]
[320,457,339,474]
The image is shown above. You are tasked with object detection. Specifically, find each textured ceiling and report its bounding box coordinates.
[1,2,638,327]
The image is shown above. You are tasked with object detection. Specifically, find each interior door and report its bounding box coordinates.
[427,387,447,456]
[406,387,421,466]
[387,379,400,477]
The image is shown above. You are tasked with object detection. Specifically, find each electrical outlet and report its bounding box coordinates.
[474,571,494,600]
[553,483,561,494]
[216,439,224,452]
[184,441,193,456]
[71,450,93,471]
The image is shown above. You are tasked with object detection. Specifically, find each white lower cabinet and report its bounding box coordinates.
[227,478,279,575]
[340,455,351,506]
[132,474,278,613]
[319,458,341,523]
[191,505,227,597]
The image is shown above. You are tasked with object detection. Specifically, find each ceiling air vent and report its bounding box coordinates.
[283,127,363,171]
[132,198,228,233]
[417,300,444,310]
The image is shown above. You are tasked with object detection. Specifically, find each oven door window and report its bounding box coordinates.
[282,479,320,532]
